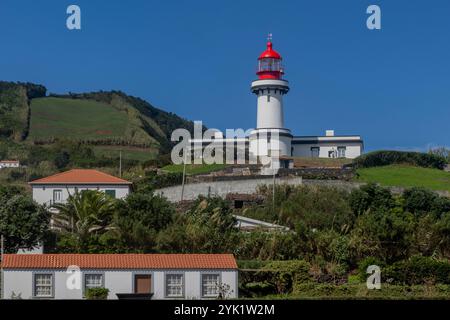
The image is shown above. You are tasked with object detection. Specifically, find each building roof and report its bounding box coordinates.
[29,169,132,185]
[0,160,19,163]
[1,254,238,270]
[234,215,290,231]
[258,41,282,60]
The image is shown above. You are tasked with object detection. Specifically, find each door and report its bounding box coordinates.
[134,275,152,294]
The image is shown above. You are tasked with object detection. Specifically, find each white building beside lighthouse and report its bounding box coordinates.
[187,36,363,167]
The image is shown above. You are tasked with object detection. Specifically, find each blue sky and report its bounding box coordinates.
[1,0,449,151]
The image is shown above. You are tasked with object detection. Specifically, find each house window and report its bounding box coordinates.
[165,274,184,298]
[201,274,220,298]
[104,190,116,198]
[84,274,103,292]
[34,274,53,297]
[337,147,346,158]
[53,190,63,203]
[311,147,319,158]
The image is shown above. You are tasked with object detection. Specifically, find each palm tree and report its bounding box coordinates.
[52,190,116,246]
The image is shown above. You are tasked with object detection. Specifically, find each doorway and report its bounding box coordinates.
[134,274,152,294]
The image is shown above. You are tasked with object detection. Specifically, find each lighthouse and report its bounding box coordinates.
[249,35,293,162]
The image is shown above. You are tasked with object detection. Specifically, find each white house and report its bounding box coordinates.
[0,160,20,169]
[0,254,239,300]
[29,169,132,207]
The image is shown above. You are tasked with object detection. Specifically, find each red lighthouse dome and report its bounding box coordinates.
[256,34,284,80]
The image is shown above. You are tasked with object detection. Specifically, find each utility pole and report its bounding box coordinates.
[119,150,122,178]
[1,235,4,300]
[180,149,188,202]
[272,170,276,215]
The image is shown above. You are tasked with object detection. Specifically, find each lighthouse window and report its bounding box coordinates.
[267,95,271,102]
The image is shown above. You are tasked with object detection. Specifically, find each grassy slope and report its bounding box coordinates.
[29,97,128,140]
[92,146,158,161]
[356,164,450,191]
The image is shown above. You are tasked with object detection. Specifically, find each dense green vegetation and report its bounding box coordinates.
[356,164,450,191]
[354,150,447,170]
[0,185,50,253]
[2,182,447,298]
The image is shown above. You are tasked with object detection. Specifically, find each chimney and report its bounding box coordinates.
[325,130,335,137]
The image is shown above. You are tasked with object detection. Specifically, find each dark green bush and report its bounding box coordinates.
[402,187,450,218]
[241,281,276,297]
[261,260,311,294]
[353,151,447,170]
[357,257,385,281]
[384,256,450,285]
[85,287,109,300]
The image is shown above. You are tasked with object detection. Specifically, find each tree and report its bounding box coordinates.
[52,190,116,250]
[54,150,70,169]
[349,183,395,216]
[0,194,50,253]
[113,192,175,252]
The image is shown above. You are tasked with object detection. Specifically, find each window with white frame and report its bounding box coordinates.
[53,189,62,203]
[201,274,220,297]
[165,274,184,297]
[34,274,53,297]
[84,274,103,292]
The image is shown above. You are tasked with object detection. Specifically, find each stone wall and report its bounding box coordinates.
[155,176,304,203]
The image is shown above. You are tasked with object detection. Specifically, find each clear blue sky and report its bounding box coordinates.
[1,0,449,151]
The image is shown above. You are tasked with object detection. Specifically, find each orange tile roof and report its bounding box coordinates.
[1,254,238,270]
[29,169,132,185]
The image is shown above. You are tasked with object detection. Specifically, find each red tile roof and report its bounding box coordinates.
[1,254,238,270]
[29,169,132,185]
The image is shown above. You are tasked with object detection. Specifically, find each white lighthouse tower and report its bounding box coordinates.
[249,35,292,163]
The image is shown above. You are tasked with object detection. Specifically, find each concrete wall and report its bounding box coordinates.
[2,269,238,300]
[32,184,130,206]
[156,176,303,202]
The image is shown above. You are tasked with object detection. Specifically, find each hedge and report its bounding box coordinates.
[85,287,109,300]
[383,256,450,285]
[353,151,447,170]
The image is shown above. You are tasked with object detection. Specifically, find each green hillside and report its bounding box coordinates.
[29,97,129,140]
[0,82,196,154]
[356,164,450,191]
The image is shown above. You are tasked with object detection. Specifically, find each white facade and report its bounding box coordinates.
[292,133,363,159]
[31,184,130,207]
[2,268,238,300]
[0,160,20,169]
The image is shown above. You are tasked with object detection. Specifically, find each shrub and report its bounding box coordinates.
[261,260,311,294]
[383,256,450,285]
[353,151,447,170]
[349,183,395,216]
[357,257,385,281]
[241,282,276,297]
[85,287,109,300]
[403,187,450,218]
